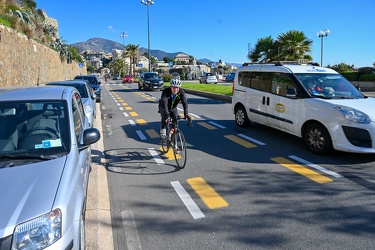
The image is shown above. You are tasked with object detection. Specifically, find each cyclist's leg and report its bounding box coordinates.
[170,108,179,129]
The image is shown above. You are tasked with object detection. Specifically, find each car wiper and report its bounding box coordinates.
[0,154,56,161]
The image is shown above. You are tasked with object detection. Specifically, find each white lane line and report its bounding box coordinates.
[129,120,136,126]
[119,107,124,111]
[208,121,226,129]
[238,134,266,146]
[123,112,129,117]
[289,155,343,178]
[121,210,142,250]
[189,113,201,119]
[170,181,205,220]
[148,148,164,165]
[136,130,147,140]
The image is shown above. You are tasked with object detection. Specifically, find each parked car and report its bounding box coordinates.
[199,72,217,84]
[138,72,164,90]
[123,74,135,83]
[0,86,100,249]
[225,72,236,82]
[74,75,101,102]
[46,80,96,128]
[171,72,180,80]
[112,74,120,80]
[232,60,375,154]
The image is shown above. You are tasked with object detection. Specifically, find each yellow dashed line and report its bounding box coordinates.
[129,112,138,116]
[187,177,228,209]
[197,122,217,130]
[119,100,125,103]
[145,129,159,138]
[122,103,129,106]
[224,135,256,148]
[271,157,333,184]
[125,107,133,110]
[136,119,147,125]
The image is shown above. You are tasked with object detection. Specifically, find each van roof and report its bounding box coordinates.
[238,62,338,74]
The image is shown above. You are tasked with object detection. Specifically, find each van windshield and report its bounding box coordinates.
[295,73,363,99]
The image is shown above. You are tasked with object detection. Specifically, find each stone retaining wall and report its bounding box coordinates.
[0,24,86,87]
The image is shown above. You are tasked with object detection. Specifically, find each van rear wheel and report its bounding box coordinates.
[235,106,250,127]
[303,123,333,154]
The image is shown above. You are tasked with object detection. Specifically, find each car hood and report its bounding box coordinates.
[0,157,66,237]
[323,98,375,120]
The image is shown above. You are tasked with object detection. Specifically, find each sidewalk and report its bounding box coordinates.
[85,103,114,250]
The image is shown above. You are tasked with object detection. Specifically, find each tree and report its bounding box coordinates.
[109,59,124,76]
[276,30,312,61]
[249,30,313,63]
[125,44,139,75]
[326,63,355,72]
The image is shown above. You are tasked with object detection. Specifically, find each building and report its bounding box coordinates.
[175,53,189,64]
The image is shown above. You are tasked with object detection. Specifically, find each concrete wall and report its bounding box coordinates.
[0,24,86,87]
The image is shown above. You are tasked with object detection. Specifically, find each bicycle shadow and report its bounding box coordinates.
[103,147,181,175]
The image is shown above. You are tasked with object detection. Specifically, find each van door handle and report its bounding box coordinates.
[262,96,266,105]
[267,97,270,106]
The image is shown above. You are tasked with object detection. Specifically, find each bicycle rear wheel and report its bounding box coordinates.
[172,130,187,169]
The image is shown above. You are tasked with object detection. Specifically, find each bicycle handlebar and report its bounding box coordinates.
[167,116,193,126]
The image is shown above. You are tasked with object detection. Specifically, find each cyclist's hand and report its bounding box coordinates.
[186,116,192,126]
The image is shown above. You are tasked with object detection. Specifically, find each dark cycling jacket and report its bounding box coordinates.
[159,87,188,117]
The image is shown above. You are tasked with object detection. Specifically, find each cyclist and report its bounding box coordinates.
[159,78,190,138]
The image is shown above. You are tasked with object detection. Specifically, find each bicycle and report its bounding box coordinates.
[160,116,192,169]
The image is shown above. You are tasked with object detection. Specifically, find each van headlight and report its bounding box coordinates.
[12,209,62,249]
[334,105,371,124]
[84,104,92,114]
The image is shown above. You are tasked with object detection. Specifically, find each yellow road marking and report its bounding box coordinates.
[119,100,125,103]
[197,122,217,130]
[145,129,159,138]
[187,177,228,209]
[159,147,178,160]
[136,119,147,125]
[129,112,138,116]
[271,157,333,184]
[122,103,129,106]
[125,107,133,111]
[224,135,256,148]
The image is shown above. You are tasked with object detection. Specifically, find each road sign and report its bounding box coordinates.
[211,63,215,68]
[138,63,143,67]
[78,63,84,68]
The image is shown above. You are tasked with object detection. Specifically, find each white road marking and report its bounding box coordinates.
[148,148,164,165]
[208,121,226,129]
[136,130,147,140]
[171,181,205,220]
[129,120,136,126]
[289,155,343,178]
[121,210,142,250]
[237,134,266,146]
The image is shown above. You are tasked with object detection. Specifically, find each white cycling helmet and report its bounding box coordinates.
[170,78,182,87]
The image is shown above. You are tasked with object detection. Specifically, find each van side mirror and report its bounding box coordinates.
[287,87,297,97]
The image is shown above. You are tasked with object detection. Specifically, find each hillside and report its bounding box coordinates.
[70,38,218,64]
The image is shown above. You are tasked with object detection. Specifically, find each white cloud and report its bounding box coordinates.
[107,26,115,32]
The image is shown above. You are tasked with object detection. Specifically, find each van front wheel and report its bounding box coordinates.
[303,123,333,154]
[235,106,250,127]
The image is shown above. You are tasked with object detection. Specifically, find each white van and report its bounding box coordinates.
[231,60,375,154]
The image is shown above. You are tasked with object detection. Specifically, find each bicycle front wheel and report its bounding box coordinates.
[172,130,187,169]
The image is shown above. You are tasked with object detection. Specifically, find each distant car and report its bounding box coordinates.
[122,74,135,83]
[74,75,101,102]
[171,72,180,80]
[0,86,100,250]
[112,74,120,80]
[199,72,217,84]
[225,72,235,82]
[138,72,164,90]
[46,80,96,128]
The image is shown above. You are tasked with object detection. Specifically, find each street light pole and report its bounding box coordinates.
[317,29,330,67]
[120,32,128,74]
[141,0,154,72]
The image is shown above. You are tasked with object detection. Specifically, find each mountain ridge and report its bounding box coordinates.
[70,38,236,65]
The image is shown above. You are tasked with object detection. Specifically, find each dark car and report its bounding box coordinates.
[138,72,164,91]
[225,72,235,82]
[74,75,101,102]
[112,74,120,80]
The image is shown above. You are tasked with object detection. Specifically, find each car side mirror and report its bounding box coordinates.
[287,87,297,97]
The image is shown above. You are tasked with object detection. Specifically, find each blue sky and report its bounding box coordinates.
[36,0,374,68]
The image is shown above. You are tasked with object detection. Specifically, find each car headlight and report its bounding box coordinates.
[145,81,150,84]
[84,104,92,114]
[12,209,62,249]
[334,105,371,124]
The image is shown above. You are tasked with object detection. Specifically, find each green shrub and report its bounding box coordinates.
[341,72,358,81]
[162,74,173,82]
[359,74,375,82]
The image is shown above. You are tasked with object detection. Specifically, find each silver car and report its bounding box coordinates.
[199,72,218,84]
[46,80,97,128]
[0,86,100,249]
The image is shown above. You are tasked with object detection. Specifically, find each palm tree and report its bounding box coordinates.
[248,36,276,63]
[125,44,139,75]
[276,30,313,61]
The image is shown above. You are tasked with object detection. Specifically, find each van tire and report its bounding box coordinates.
[235,106,250,127]
[303,123,333,154]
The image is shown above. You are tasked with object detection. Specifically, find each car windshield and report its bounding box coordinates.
[125,75,133,78]
[144,73,159,79]
[295,73,363,99]
[49,83,88,98]
[206,73,215,76]
[76,76,98,85]
[0,100,70,158]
